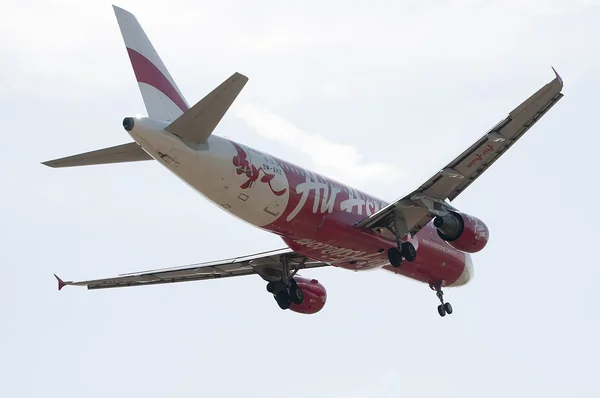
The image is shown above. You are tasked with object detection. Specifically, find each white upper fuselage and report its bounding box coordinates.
[128,117,304,228]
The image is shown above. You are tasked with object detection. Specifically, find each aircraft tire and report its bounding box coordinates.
[444,302,453,315]
[266,281,275,293]
[387,247,403,268]
[275,291,291,310]
[437,304,446,317]
[401,242,417,262]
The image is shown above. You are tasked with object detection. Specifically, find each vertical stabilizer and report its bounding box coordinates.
[113,5,189,121]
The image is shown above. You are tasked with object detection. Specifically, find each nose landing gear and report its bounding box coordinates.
[430,282,453,317]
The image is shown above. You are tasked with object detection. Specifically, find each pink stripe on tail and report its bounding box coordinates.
[127,48,189,113]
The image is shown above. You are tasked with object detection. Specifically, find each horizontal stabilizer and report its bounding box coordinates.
[42,142,152,168]
[165,72,248,144]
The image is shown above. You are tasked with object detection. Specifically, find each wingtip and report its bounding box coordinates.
[54,274,67,291]
[233,72,249,83]
[551,66,563,87]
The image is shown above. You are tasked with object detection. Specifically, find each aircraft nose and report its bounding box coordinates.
[449,252,474,287]
[465,253,474,282]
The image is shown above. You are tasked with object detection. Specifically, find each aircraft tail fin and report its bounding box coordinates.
[41,6,245,168]
[113,5,189,121]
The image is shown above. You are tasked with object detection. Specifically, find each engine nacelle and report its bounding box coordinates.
[289,276,327,315]
[434,211,489,253]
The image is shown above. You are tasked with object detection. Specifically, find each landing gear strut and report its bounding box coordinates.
[386,218,417,268]
[267,255,305,310]
[387,241,417,267]
[430,282,453,317]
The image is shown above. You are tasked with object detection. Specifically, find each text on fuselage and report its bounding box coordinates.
[286,172,386,222]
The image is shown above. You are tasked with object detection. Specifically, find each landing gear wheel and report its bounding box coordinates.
[266,281,275,293]
[401,242,417,262]
[269,254,309,311]
[290,284,304,305]
[444,302,453,315]
[275,291,291,310]
[437,304,446,317]
[432,282,453,317]
[387,247,403,268]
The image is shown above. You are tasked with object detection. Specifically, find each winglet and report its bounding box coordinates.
[54,274,67,291]
[551,66,563,87]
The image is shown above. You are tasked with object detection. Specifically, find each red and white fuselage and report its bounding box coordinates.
[128,118,474,288]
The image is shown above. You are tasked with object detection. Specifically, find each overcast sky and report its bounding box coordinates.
[2,0,600,396]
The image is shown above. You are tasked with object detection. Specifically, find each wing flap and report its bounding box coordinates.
[164,72,248,144]
[42,142,152,168]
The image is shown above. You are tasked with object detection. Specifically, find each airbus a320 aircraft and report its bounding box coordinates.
[47,6,564,317]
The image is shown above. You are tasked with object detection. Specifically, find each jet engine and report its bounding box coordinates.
[289,276,327,315]
[434,211,489,253]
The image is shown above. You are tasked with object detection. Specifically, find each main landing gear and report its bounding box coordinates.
[387,242,417,267]
[386,218,417,268]
[265,255,305,310]
[430,282,453,317]
[266,279,304,309]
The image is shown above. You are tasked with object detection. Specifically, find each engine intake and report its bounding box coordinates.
[289,277,327,315]
[434,211,489,253]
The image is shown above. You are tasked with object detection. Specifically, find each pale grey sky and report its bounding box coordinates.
[2,0,599,396]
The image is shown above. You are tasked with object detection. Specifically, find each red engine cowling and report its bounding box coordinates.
[434,211,489,253]
[289,276,327,314]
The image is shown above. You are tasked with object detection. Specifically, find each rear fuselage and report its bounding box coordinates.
[128,117,473,287]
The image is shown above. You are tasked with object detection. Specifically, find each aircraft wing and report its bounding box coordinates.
[356,69,564,238]
[54,248,330,291]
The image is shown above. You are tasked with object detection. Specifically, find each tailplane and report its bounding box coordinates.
[165,72,248,144]
[42,5,186,168]
[41,5,247,168]
[42,142,152,168]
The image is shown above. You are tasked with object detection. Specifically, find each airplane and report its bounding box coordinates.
[46,5,564,317]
